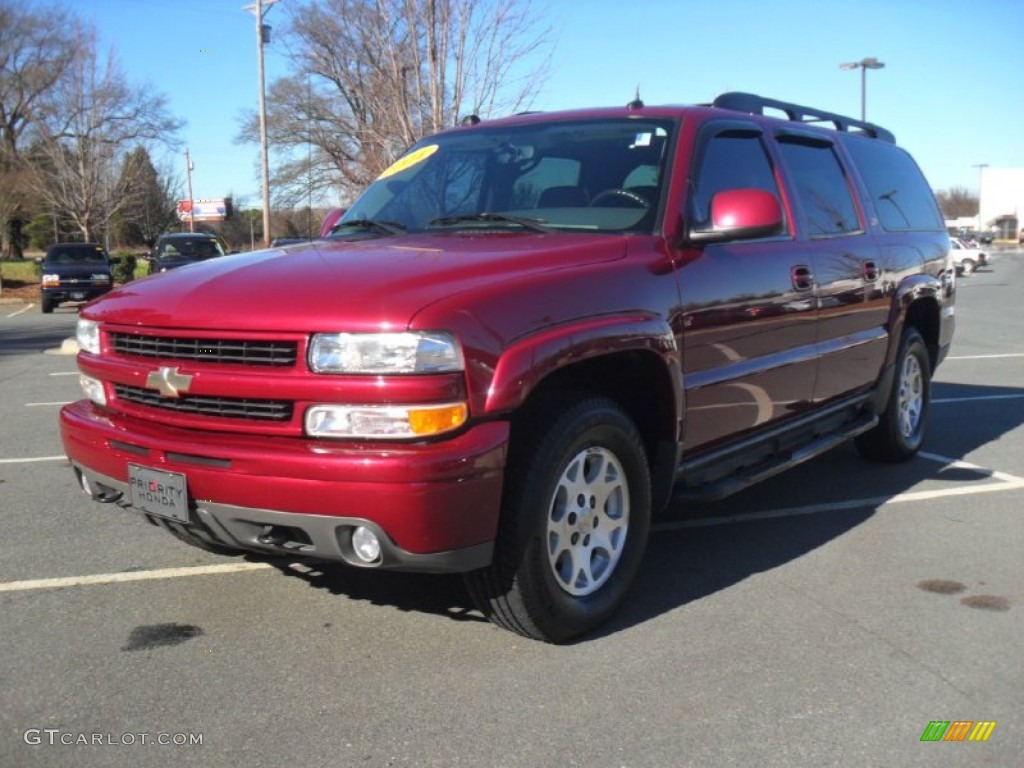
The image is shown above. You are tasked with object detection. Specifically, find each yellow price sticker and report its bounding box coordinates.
[377,145,439,180]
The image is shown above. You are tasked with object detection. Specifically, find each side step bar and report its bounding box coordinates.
[672,412,878,503]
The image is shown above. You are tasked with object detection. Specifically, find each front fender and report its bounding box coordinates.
[484,314,680,415]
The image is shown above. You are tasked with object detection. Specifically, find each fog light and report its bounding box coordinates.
[352,526,381,563]
[79,374,107,406]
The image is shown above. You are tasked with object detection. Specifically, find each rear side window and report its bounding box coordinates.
[841,138,944,231]
[690,129,783,230]
[776,138,860,237]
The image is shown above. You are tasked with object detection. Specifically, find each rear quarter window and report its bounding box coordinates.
[840,137,944,232]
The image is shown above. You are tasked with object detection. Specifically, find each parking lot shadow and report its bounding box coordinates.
[253,379,1024,642]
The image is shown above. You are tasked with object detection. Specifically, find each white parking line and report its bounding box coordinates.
[920,451,1024,484]
[48,371,80,377]
[947,353,1024,360]
[0,563,274,593]
[25,401,72,407]
[933,393,1024,404]
[4,303,34,318]
[0,456,67,464]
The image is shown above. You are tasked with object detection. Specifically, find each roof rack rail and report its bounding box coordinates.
[711,92,895,144]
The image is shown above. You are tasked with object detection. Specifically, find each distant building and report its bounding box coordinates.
[979,167,1023,238]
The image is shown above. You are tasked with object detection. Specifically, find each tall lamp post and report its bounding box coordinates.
[839,57,885,121]
[243,0,279,248]
[184,148,195,233]
[972,163,989,233]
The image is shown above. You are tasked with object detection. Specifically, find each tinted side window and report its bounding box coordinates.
[776,138,860,237]
[691,130,782,230]
[841,138,944,231]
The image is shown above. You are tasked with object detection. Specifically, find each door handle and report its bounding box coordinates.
[791,265,814,292]
[862,260,879,281]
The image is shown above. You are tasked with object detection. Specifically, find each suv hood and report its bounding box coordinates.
[85,233,628,331]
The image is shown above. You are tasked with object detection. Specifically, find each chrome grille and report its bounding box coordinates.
[111,333,297,366]
[114,384,293,422]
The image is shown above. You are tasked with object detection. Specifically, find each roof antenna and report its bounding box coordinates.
[626,85,643,110]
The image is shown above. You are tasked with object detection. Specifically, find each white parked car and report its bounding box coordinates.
[949,237,989,275]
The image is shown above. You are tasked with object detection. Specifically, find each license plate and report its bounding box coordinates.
[128,464,189,523]
[71,292,86,300]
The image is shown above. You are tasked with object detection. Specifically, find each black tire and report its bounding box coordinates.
[960,259,976,275]
[41,296,54,314]
[856,328,931,462]
[465,396,651,643]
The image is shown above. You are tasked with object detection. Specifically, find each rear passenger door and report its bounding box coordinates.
[677,122,818,453]
[773,132,889,403]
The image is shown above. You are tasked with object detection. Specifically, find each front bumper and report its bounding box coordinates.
[42,286,111,303]
[61,400,508,572]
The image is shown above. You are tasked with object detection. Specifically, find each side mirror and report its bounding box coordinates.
[687,189,783,245]
[319,208,347,238]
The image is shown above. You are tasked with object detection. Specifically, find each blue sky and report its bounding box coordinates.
[72,0,1024,208]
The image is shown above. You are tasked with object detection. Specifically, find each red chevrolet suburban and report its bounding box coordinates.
[61,93,954,642]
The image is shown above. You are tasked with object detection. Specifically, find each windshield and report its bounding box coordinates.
[334,117,676,236]
[45,245,108,266]
[158,238,226,261]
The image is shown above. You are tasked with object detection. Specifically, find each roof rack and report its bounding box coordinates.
[711,92,895,144]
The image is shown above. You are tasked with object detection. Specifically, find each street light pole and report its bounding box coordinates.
[839,57,886,121]
[184,148,195,233]
[243,0,279,248]
[972,163,989,233]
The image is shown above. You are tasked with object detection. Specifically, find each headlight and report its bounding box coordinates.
[76,318,101,354]
[305,402,468,439]
[79,375,107,407]
[91,273,111,284]
[42,273,60,287]
[309,331,463,374]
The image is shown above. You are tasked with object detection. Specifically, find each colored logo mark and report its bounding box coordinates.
[920,720,996,742]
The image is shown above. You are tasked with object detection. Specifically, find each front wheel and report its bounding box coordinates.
[856,328,931,462]
[465,396,651,643]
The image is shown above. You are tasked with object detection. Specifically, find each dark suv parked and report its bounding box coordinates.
[148,232,227,273]
[38,243,113,313]
[62,93,955,642]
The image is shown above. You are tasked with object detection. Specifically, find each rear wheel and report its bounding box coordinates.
[856,328,931,462]
[960,258,976,275]
[465,396,651,643]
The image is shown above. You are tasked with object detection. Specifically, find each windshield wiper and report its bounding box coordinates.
[331,218,407,236]
[428,213,551,233]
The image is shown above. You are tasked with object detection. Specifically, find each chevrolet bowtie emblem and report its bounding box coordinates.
[146,366,193,398]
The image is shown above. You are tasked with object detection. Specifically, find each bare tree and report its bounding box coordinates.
[238,0,552,204]
[934,186,978,219]
[29,29,182,243]
[0,0,77,258]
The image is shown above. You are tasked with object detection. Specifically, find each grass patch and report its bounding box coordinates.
[1,260,40,283]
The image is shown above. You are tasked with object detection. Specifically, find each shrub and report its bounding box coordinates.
[111,253,137,284]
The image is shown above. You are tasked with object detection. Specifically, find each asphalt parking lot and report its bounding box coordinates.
[2,250,1022,768]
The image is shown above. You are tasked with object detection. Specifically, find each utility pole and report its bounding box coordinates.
[972,163,989,233]
[243,0,279,248]
[184,148,195,233]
